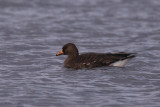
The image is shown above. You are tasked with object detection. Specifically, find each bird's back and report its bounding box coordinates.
[65,52,135,69]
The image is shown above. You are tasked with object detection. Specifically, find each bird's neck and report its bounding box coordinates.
[68,53,79,59]
[64,54,78,67]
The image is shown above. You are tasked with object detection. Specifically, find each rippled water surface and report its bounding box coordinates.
[0,0,160,107]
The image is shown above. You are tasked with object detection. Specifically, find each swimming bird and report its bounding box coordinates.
[56,43,135,69]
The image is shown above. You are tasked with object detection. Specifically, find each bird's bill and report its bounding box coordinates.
[56,49,64,56]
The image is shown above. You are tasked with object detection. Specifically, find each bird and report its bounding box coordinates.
[56,43,135,69]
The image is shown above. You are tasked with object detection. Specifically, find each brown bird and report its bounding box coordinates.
[56,43,135,69]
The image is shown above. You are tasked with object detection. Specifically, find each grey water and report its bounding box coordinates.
[0,0,160,107]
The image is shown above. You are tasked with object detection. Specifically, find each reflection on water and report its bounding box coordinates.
[0,0,160,106]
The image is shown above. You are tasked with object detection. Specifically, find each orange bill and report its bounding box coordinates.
[56,49,64,56]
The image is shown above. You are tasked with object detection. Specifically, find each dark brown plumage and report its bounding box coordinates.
[56,43,135,69]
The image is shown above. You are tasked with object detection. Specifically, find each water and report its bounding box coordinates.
[0,0,160,107]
